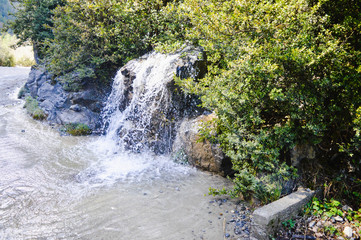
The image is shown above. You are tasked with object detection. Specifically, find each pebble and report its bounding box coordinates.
[343,226,353,238]
[308,221,316,228]
[342,205,353,212]
[334,216,344,222]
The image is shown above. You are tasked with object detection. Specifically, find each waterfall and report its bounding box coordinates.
[100,51,182,154]
[77,49,204,184]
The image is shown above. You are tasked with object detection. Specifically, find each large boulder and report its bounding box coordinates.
[173,113,232,175]
[23,66,107,130]
[104,47,206,154]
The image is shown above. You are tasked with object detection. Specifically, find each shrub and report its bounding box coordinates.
[24,96,47,120]
[0,47,14,66]
[173,0,361,203]
[64,123,92,136]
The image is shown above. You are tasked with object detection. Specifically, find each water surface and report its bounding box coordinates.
[0,67,235,240]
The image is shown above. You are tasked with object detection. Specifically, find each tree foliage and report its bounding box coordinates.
[43,0,186,89]
[173,0,361,202]
[0,0,14,29]
[6,0,361,203]
[4,0,65,62]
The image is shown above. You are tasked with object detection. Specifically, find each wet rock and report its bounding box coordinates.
[70,104,82,112]
[106,47,206,154]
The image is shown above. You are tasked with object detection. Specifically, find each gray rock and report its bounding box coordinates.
[290,144,316,167]
[334,215,344,222]
[23,67,107,130]
[308,221,316,228]
[342,205,353,212]
[173,113,231,175]
[343,226,353,238]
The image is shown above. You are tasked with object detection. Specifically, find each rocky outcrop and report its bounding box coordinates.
[104,47,206,154]
[23,66,107,130]
[173,113,232,175]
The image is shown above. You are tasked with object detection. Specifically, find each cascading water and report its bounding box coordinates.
[75,50,203,184]
[101,51,181,154]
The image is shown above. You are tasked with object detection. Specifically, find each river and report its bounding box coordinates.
[0,67,238,240]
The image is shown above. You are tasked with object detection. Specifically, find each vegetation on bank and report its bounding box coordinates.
[63,123,92,136]
[24,96,47,120]
[275,197,361,239]
[1,0,35,67]
[0,33,36,67]
[5,0,361,207]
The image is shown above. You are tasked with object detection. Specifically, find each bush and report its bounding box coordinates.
[0,33,35,67]
[0,46,14,66]
[24,96,47,120]
[173,0,361,202]
[64,123,92,136]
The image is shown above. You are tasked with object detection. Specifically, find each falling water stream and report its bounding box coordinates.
[0,64,235,240]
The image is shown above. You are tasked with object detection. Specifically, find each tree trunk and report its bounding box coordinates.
[33,42,40,64]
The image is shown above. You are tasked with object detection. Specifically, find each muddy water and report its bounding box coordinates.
[0,67,237,240]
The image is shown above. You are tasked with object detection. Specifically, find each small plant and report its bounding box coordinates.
[24,96,47,120]
[18,86,26,99]
[305,197,361,237]
[64,123,92,136]
[324,225,338,236]
[282,219,296,230]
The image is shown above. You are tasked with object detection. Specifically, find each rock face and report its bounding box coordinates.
[23,66,107,130]
[173,113,232,175]
[102,47,206,154]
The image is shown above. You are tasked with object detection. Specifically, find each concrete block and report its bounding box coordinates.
[251,188,315,240]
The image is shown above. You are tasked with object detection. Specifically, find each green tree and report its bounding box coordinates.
[4,0,65,63]
[175,0,361,202]
[44,0,186,90]
[0,0,14,29]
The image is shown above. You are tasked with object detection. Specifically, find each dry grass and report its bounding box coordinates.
[0,33,35,67]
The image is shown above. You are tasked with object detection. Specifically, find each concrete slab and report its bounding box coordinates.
[251,188,315,240]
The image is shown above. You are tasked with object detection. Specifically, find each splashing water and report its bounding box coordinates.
[102,52,182,153]
[78,51,193,184]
